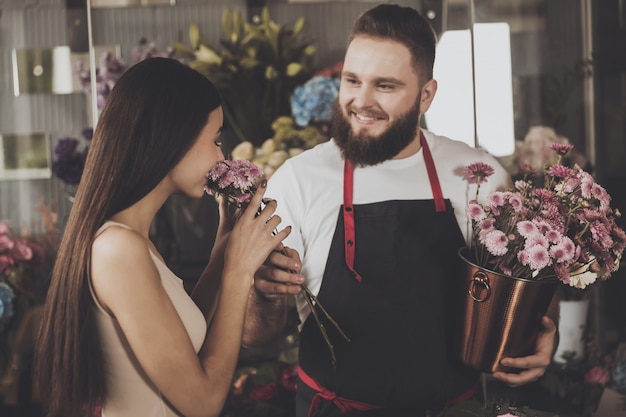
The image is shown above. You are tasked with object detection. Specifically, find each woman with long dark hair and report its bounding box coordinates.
[34,57,292,417]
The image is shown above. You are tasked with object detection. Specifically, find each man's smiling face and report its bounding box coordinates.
[332,35,432,166]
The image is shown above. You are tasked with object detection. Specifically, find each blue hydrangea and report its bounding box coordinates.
[290,76,340,127]
[0,282,15,329]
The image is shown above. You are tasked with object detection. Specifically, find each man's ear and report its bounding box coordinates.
[419,79,438,114]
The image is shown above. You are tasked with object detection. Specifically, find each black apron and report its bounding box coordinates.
[296,133,479,417]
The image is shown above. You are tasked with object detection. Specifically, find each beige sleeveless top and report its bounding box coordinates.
[89,221,207,417]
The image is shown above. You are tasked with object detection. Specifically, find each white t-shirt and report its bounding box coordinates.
[266,129,511,322]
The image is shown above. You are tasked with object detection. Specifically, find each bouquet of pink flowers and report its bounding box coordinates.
[205,160,349,367]
[463,143,625,288]
[204,160,265,207]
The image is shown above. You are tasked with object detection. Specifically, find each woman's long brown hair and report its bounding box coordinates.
[34,58,221,417]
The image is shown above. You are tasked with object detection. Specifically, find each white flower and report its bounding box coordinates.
[261,138,276,155]
[232,141,255,161]
[267,150,289,168]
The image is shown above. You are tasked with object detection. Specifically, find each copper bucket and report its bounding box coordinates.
[457,248,558,373]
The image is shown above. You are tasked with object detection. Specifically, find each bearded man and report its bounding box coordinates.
[243,5,559,417]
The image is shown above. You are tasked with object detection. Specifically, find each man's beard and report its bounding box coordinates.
[330,98,421,167]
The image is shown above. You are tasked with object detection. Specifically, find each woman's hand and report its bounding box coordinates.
[223,180,291,280]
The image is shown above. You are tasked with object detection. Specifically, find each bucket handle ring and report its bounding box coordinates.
[469,271,491,302]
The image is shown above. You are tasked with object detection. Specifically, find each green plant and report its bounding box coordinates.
[173,7,317,146]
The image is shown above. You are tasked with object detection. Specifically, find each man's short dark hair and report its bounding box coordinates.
[348,4,437,82]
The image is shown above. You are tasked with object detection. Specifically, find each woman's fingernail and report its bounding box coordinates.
[260,179,267,188]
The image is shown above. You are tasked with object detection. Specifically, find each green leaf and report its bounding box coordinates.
[285,62,303,77]
[239,57,261,69]
[262,6,270,25]
[292,16,305,38]
[303,45,317,56]
[189,23,200,50]
[265,66,278,80]
[170,42,195,59]
[195,44,222,65]
[234,9,243,38]
[222,8,233,40]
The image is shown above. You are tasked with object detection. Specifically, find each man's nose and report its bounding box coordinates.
[351,85,375,108]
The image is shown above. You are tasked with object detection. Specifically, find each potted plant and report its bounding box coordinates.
[458,144,625,373]
[172,7,317,146]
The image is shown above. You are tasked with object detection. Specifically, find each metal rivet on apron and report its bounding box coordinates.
[347,240,353,246]
[345,207,352,212]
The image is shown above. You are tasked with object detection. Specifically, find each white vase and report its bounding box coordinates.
[553,299,590,363]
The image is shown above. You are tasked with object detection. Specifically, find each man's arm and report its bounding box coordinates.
[242,246,304,347]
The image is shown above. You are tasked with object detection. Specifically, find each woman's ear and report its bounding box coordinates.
[419,79,438,114]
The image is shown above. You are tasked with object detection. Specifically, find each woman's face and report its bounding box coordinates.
[169,106,225,198]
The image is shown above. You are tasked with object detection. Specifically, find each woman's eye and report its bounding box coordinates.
[215,140,223,147]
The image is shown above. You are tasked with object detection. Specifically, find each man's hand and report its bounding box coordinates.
[254,244,304,301]
[491,315,557,387]
[243,245,304,346]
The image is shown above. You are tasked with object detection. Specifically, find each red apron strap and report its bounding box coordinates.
[297,366,383,417]
[342,130,447,281]
[450,382,479,405]
[343,160,362,282]
[420,131,446,213]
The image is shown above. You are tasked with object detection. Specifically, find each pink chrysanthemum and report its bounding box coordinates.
[517,221,537,238]
[462,162,495,184]
[545,229,562,243]
[514,180,529,191]
[478,218,495,231]
[483,230,509,256]
[518,163,537,176]
[526,234,549,249]
[204,160,264,207]
[550,143,574,155]
[462,143,625,282]
[550,244,568,263]
[487,192,505,207]
[547,165,574,179]
[466,203,486,221]
[526,245,552,271]
[591,184,611,213]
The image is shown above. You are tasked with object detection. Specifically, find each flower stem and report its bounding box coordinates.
[263,203,351,367]
[300,283,350,342]
[300,285,338,368]
[279,248,350,369]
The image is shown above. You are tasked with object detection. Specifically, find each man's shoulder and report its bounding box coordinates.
[280,139,342,169]
[423,129,510,188]
[424,129,505,165]
[424,130,484,156]
[268,139,341,189]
